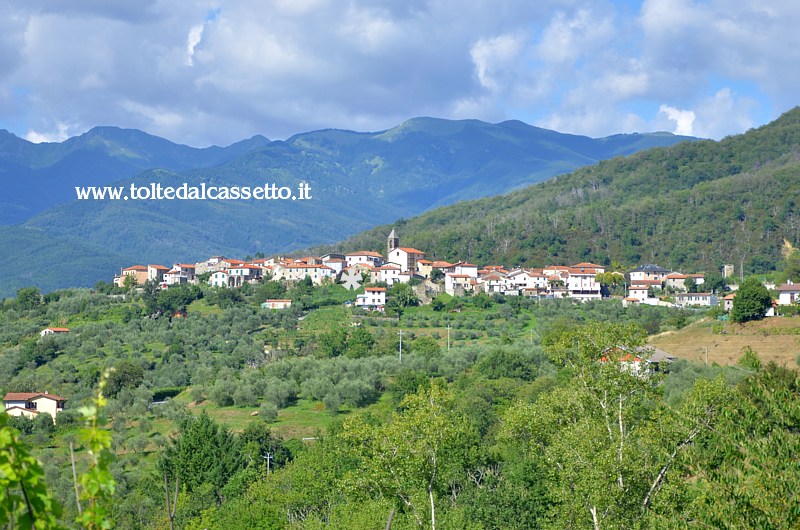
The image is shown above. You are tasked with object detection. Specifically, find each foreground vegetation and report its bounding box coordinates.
[1,281,799,529]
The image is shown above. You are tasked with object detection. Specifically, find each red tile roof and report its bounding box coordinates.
[4,392,66,401]
[347,251,384,258]
[148,264,170,270]
[395,247,425,254]
[572,262,605,269]
[123,265,147,271]
[44,327,70,332]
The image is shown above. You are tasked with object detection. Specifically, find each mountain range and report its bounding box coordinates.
[0,119,693,297]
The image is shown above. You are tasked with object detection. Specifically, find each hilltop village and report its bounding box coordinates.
[112,229,797,313]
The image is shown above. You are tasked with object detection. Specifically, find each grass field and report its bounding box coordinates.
[650,316,800,367]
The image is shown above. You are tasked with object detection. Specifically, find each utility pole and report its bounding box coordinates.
[446,324,451,351]
[263,452,272,475]
[704,346,708,366]
[398,330,404,363]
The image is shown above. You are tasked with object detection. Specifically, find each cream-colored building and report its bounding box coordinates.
[4,392,66,424]
[114,265,148,287]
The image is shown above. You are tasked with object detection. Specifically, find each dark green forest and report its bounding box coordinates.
[2,281,799,529]
[327,107,800,274]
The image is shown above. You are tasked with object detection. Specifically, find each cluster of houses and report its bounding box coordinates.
[112,228,800,313]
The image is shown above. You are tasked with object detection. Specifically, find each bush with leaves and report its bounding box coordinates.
[730,277,772,323]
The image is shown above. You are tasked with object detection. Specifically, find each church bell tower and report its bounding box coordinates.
[387,228,399,254]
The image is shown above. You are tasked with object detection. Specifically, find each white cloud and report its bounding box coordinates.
[690,89,757,139]
[658,104,696,136]
[24,122,74,143]
[470,33,524,91]
[185,25,204,66]
[0,1,797,145]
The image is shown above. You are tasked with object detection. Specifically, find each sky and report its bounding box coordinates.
[1,0,798,147]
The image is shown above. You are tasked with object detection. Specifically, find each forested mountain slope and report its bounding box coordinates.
[330,107,800,273]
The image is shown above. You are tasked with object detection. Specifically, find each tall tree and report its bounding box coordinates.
[501,322,732,529]
[730,277,772,323]
[341,383,479,529]
[158,411,242,496]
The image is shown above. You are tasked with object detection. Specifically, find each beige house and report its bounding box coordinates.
[4,392,66,424]
[723,293,736,311]
[114,265,148,287]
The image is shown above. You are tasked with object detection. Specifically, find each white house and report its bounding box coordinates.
[356,287,386,311]
[777,282,800,306]
[564,266,603,301]
[630,264,671,284]
[147,264,170,282]
[453,262,479,278]
[674,292,717,307]
[323,258,346,275]
[209,270,231,288]
[387,247,426,273]
[479,273,508,293]
[628,284,651,302]
[40,327,70,337]
[346,251,384,268]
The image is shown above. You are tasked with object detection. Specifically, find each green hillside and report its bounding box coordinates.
[0,227,132,298]
[329,107,800,273]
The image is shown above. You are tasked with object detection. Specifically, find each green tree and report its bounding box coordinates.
[683,276,698,293]
[106,360,145,397]
[345,327,375,358]
[122,274,138,291]
[317,328,348,358]
[341,384,479,529]
[256,280,286,301]
[703,273,728,294]
[689,363,800,528]
[388,282,419,308]
[501,322,732,529]
[730,277,772,323]
[141,279,160,315]
[16,286,42,311]
[782,250,800,282]
[412,336,441,358]
[158,411,242,495]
